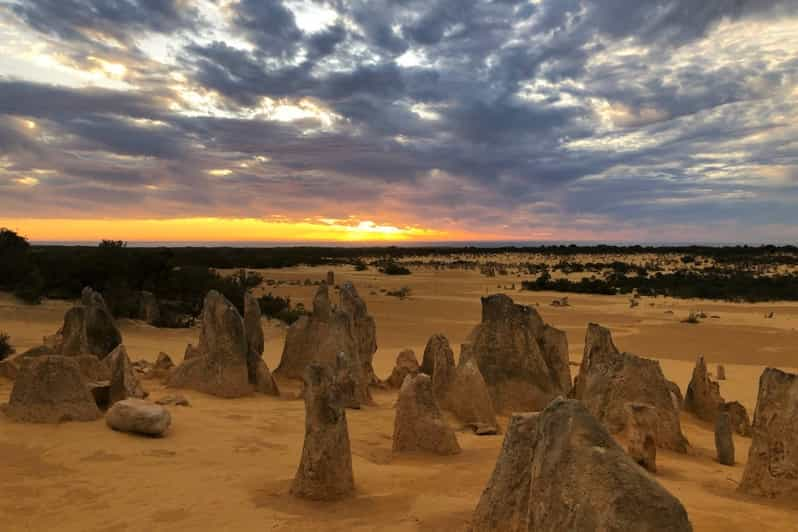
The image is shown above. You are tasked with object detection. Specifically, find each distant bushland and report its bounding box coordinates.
[522,270,798,302]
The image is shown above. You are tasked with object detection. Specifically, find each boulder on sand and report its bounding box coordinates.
[739,368,798,497]
[3,356,101,423]
[56,287,122,358]
[386,349,420,388]
[571,324,688,452]
[291,363,354,501]
[470,398,693,532]
[106,398,171,436]
[107,345,148,406]
[461,294,571,412]
[716,364,726,380]
[168,291,252,398]
[243,292,279,396]
[684,355,724,422]
[393,373,461,455]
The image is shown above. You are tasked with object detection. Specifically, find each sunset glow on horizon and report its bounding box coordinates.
[0,217,469,243]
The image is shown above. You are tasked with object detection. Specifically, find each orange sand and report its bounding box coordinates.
[1,266,798,531]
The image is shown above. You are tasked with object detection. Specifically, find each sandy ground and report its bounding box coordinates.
[1,265,798,530]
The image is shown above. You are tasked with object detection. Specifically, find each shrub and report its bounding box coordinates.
[14,268,45,304]
[258,293,306,325]
[379,260,411,275]
[0,332,14,361]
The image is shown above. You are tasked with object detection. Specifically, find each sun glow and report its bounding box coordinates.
[0,217,451,242]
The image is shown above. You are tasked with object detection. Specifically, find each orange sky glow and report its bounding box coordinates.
[0,217,488,243]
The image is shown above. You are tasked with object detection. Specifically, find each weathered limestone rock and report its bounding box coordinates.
[55,287,122,358]
[334,351,371,408]
[715,411,735,466]
[666,380,684,412]
[107,345,148,405]
[572,324,688,452]
[723,400,751,437]
[739,368,798,497]
[106,399,171,436]
[75,354,111,382]
[393,374,461,455]
[0,345,56,380]
[145,352,175,380]
[291,363,354,500]
[326,271,335,285]
[420,334,457,403]
[625,402,658,473]
[4,356,101,423]
[339,281,378,384]
[716,364,726,380]
[244,292,279,396]
[470,413,539,530]
[462,294,571,412]
[275,284,357,379]
[445,359,499,435]
[471,398,693,532]
[684,355,724,422]
[386,349,419,388]
[168,291,252,398]
[184,343,202,360]
[155,394,190,407]
[138,291,160,325]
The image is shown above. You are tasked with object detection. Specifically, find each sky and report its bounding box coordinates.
[0,0,797,243]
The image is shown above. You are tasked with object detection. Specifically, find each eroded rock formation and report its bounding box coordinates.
[471,398,693,531]
[168,291,252,398]
[684,355,724,422]
[386,349,420,388]
[739,368,798,497]
[243,292,279,396]
[4,356,101,423]
[571,324,688,452]
[55,287,122,358]
[393,373,461,455]
[462,294,571,412]
[107,345,148,406]
[291,363,354,500]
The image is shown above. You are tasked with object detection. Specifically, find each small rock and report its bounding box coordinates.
[716,364,726,381]
[626,402,658,473]
[155,394,190,407]
[106,399,171,436]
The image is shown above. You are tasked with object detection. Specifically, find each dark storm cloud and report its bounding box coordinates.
[1,0,797,240]
[10,0,200,46]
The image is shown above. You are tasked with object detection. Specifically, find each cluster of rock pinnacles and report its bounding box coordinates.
[2,281,797,525]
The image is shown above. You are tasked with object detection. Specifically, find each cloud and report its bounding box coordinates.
[0,0,797,241]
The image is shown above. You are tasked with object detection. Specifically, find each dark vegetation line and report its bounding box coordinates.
[522,271,798,302]
[3,228,798,323]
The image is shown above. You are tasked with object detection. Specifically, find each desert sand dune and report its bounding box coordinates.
[1,267,798,530]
